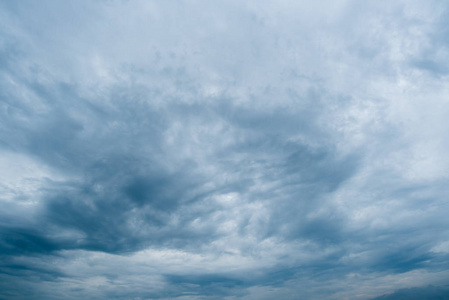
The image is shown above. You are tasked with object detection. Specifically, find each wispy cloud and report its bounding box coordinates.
[1,0,449,299]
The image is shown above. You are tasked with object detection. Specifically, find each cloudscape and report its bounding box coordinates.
[1,1,449,299]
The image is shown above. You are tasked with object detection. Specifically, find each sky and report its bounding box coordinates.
[1,0,449,299]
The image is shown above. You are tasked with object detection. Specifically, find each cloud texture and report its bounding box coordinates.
[1,0,449,299]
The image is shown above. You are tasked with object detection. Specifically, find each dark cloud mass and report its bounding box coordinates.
[372,285,449,300]
[1,0,449,299]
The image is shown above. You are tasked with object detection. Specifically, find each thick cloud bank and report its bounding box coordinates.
[1,1,449,299]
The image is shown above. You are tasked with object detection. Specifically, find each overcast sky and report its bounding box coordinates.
[1,1,449,299]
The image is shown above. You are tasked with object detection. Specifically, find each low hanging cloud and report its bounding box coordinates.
[1,0,449,299]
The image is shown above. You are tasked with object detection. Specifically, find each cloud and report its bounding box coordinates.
[1,0,449,299]
[371,285,449,300]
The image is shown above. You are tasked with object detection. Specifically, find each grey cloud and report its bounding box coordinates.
[411,59,449,75]
[372,285,449,300]
[2,0,449,299]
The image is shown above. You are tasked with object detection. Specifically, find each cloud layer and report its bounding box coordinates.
[1,1,449,299]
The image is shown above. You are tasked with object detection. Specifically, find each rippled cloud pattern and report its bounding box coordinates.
[1,1,449,299]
